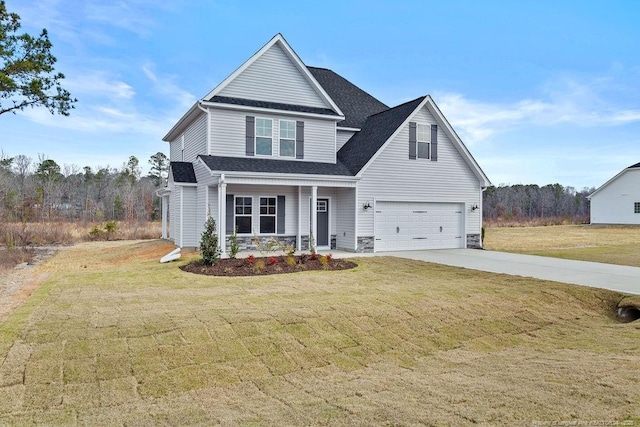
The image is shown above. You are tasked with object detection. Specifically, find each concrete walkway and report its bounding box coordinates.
[374,249,640,295]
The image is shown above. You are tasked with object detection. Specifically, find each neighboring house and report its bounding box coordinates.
[158,34,491,255]
[588,162,640,225]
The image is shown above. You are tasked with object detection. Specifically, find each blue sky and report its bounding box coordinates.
[3,0,640,189]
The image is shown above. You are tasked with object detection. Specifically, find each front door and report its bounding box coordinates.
[316,199,329,247]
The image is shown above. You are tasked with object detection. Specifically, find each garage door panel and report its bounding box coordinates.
[375,202,464,251]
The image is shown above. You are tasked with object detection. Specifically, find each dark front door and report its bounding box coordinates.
[316,199,329,247]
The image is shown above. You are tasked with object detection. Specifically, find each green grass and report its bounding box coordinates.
[485,224,640,266]
[0,240,638,425]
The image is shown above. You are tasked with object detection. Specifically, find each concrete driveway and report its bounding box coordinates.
[376,249,640,295]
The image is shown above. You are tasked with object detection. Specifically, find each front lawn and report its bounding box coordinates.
[0,240,638,425]
[484,224,640,267]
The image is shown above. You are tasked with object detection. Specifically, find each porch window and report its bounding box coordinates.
[416,123,430,159]
[279,120,296,157]
[256,118,272,156]
[260,197,277,233]
[235,197,252,233]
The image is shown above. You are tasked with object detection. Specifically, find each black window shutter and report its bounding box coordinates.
[409,122,417,160]
[430,124,438,161]
[296,121,304,159]
[246,116,255,156]
[226,194,234,234]
[277,196,285,234]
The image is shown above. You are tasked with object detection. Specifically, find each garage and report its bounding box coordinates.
[374,202,465,251]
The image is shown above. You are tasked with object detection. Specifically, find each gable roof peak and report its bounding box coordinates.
[203,34,343,117]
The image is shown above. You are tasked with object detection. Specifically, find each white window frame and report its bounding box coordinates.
[259,196,277,234]
[234,196,253,234]
[255,118,273,156]
[416,123,431,159]
[279,119,296,158]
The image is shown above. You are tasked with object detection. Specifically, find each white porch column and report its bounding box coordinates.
[218,180,227,258]
[161,196,168,239]
[297,186,302,250]
[311,186,318,252]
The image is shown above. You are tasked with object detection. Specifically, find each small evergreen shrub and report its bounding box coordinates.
[200,214,220,266]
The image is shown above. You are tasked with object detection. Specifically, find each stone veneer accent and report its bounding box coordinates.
[356,236,375,253]
[225,235,336,252]
[466,233,482,249]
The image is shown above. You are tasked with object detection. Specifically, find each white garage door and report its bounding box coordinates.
[374,202,464,251]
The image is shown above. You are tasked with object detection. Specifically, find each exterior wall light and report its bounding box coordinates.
[363,201,372,210]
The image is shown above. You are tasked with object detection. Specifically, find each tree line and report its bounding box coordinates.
[483,183,594,223]
[0,152,168,223]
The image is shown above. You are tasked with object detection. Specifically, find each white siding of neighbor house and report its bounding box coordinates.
[169,139,182,162]
[336,130,355,151]
[335,187,356,250]
[183,113,207,162]
[218,43,327,109]
[210,108,336,163]
[181,186,198,247]
[357,105,482,237]
[590,168,640,224]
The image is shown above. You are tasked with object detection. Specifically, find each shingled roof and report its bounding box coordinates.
[337,96,426,175]
[199,155,353,176]
[307,67,388,129]
[629,162,640,168]
[170,162,197,183]
[208,96,338,116]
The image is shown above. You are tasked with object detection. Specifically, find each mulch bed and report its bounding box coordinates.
[180,254,357,276]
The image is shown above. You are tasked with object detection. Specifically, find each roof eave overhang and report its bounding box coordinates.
[163,103,203,142]
[199,100,344,121]
[587,167,635,199]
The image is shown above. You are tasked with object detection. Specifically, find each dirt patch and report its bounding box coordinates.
[0,247,58,321]
[180,254,357,276]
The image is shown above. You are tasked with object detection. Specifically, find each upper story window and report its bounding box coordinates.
[635,202,640,214]
[416,124,431,159]
[255,118,273,156]
[279,120,296,157]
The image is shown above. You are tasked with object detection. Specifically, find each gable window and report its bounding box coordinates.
[260,197,277,233]
[235,197,252,233]
[416,124,431,159]
[255,118,273,156]
[635,202,640,214]
[279,120,296,157]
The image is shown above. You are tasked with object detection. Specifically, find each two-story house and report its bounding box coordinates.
[158,34,490,255]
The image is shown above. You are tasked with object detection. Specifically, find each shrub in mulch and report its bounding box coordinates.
[180,254,357,276]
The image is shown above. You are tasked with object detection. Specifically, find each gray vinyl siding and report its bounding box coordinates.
[169,186,180,244]
[218,43,327,108]
[183,113,207,161]
[336,130,355,151]
[210,108,336,163]
[169,139,182,161]
[298,188,337,236]
[590,169,640,224]
[208,186,219,227]
[196,185,207,243]
[225,185,299,235]
[181,186,198,247]
[335,188,356,250]
[357,105,482,237]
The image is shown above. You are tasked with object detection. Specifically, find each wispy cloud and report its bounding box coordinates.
[435,75,640,146]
